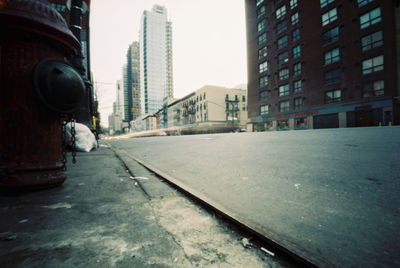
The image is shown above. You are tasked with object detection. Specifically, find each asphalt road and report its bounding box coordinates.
[109,127,400,267]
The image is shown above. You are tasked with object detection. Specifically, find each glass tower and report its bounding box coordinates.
[140,5,174,115]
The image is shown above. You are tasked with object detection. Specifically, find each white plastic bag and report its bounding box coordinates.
[65,122,98,152]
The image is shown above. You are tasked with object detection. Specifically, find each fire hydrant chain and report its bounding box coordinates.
[61,120,68,171]
[70,118,77,164]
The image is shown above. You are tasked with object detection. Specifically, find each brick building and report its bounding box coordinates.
[245,0,400,131]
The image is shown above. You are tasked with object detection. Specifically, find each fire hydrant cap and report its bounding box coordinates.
[33,59,85,114]
[0,0,80,53]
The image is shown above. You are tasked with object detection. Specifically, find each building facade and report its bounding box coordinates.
[245,0,399,131]
[166,85,248,131]
[140,5,174,115]
[123,42,141,123]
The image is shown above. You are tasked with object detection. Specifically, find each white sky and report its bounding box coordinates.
[90,0,247,127]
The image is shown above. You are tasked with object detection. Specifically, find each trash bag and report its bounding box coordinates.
[65,122,98,152]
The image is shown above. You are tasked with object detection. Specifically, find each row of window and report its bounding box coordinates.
[260,97,303,115]
[261,41,382,89]
[259,61,302,82]
[259,80,303,101]
[259,79,383,115]
[259,53,383,110]
[225,94,246,102]
[321,6,381,29]
[257,0,377,27]
[323,55,383,84]
[320,0,375,9]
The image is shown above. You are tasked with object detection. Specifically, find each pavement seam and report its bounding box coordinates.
[109,147,151,200]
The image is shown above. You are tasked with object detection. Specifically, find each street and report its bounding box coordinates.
[108,126,400,267]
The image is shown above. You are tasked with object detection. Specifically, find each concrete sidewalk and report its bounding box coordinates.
[0,143,288,268]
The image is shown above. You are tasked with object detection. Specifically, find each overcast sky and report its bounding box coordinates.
[90,0,247,127]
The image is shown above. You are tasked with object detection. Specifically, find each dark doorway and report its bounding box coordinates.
[314,113,339,129]
[355,110,373,127]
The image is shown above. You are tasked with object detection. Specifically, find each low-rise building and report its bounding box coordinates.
[166,85,248,132]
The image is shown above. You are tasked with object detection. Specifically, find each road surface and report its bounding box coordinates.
[109,127,400,267]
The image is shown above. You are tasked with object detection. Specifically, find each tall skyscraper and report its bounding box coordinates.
[245,0,399,131]
[123,42,141,122]
[140,5,174,114]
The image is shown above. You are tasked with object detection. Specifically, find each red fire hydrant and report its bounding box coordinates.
[0,0,85,190]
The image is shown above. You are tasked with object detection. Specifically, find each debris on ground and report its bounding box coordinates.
[241,237,253,248]
[261,246,275,257]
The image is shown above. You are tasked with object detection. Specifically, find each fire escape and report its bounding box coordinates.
[188,99,196,124]
[174,107,181,126]
[225,94,240,129]
[182,101,189,125]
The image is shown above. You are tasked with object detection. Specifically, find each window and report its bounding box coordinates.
[278,35,288,49]
[279,100,290,112]
[294,97,303,110]
[322,26,339,45]
[291,12,299,25]
[204,93,206,99]
[276,5,286,19]
[324,47,340,65]
[361,31,383,52]
[325,89,341,103]
[292,28,300,42]
[276,20,287,35]
[322,8,337,26]
[360,8,381,29]
[260,104,269,115]
[293,45,301,58]
[324,68,341,84]
[358,0,374,7]
[362,55,383,74]
[293,80,302,93]
[258,19,267,32]
[293,62,302,76]
[257,6,266,19]
[259,61,269,73]
[290,0,298,9]
[242,96,246,102]
[279,68,289,80]
[278,51,289,65]
[279,84,290,96]
[256,0,264,6]
[259,75,268,87]
[362,80,384,97]
[258,32,267,45]
[259,91,269,101]
[259,46,268,59]
[320,0,334,8]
